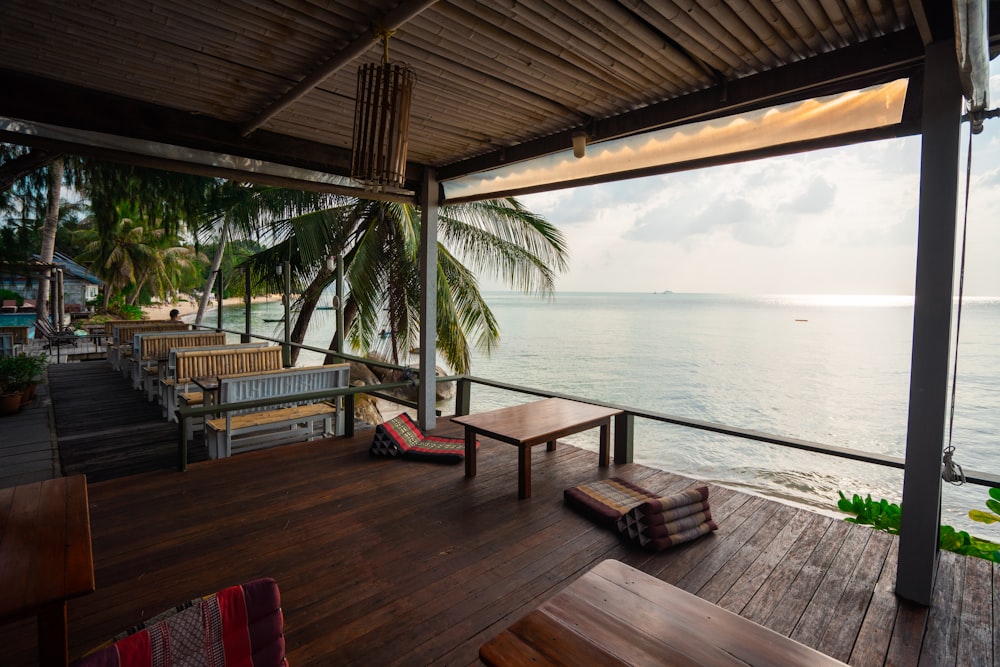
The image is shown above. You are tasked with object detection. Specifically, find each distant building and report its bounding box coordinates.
[0,252,101,311]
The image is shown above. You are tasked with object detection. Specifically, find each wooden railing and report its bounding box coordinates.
[186,324,1000,490]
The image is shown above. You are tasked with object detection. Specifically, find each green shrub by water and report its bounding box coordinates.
[838,490,1000,563]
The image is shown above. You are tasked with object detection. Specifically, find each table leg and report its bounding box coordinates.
[546,439,557,451]
[38,600,68,667]
[465,428,477,478]
[518,445,531,499]
[599,421,610,467]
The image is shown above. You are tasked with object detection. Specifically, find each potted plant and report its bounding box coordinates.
[0,352,47,411]
[0,355,22,415]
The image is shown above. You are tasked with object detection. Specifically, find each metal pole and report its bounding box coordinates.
[283,260,292,368]
[417,168,439,430]
[242,269,251,343]
[335,254,344,357]
[895,40,962,606]
[216,266,224,332]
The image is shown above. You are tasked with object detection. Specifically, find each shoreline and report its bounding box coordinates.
[142,294,281,321]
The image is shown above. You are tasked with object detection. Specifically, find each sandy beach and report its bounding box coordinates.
[142,294,280,321]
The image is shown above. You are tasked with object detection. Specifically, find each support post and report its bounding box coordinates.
[283,260,292,368]
[215,267,224,332]
[418,168,439,430]
[455,378,471,416]
[895,40,962,606]
[242,269,251,343]
[335,254,345,357]
[614,413,634,463]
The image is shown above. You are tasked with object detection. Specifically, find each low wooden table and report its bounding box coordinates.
[480,559,849,666]
[0,475,95,667]
[451,398,622,499]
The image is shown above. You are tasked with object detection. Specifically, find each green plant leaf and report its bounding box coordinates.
[969,509,1000,524]
[989,487,1000,502]
[985,498,1000,515]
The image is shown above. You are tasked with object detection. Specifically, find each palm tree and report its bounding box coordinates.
[74,203,196,310]
[233,192,568,374]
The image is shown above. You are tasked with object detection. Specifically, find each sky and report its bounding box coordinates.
[487,61,1000,297]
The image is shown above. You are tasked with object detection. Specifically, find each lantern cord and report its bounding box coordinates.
[374,23,397,65]
[942,126,974,486]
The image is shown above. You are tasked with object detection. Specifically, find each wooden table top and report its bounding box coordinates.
[452,398,621,447]
[480,559,848,666]
[0,476,95,623]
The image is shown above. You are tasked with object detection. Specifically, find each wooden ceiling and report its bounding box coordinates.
[0,0,996,201]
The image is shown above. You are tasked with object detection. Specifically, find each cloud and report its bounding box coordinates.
[778,176,836,213]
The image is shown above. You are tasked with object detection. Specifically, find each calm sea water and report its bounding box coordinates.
[221,292,999,536]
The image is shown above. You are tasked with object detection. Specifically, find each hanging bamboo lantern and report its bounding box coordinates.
[351,31,414,191]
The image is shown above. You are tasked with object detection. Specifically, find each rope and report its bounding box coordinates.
[942,127,974,486]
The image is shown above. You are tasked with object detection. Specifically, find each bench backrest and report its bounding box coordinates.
[174,345,282,383]
[217,363,351,416]
[114,321,189,347]
[101,319,134,340]
[165,342,269,380]
[0,326,29,346]
[135,331,227,361]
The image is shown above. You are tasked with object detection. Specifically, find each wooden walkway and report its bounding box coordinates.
[0,364,996,666]
[48,362,209,481]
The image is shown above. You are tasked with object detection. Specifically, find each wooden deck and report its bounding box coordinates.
[48,362,209,481]
[0,363,996,666]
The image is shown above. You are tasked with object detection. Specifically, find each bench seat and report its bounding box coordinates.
[206,401,337,458]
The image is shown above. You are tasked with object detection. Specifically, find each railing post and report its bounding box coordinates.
[282,260,292,368]
[455,378,471,416]
[614,413,633,463]
[242,269,251,343]
[344,394,355,438]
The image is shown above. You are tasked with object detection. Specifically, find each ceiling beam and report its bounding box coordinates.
[436,29,927,181]
[241,0,441,137]
[0,127,417,204]
[0,68,358,179]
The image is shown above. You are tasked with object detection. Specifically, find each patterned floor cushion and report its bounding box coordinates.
[617,486,718,551]
[403,435,478,463]
[563,477,661,527]
[370,413,424,457]
[71,578,287,667]
[371,413,478,463]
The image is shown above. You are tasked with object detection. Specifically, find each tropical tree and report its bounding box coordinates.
[230,192,568,374]
[74,203,201,309]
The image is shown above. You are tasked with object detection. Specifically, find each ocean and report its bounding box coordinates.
[220,292,999,536]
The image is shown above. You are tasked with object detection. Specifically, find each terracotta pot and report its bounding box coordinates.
[0,392,22,415]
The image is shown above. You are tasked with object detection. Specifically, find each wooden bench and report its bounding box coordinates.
[161,344,280,421]
[479,559,849,666]
[109,321,188,372]
[131,331,227,399]
[205,363,350,458]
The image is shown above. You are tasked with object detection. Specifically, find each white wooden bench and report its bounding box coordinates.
[205,363,350,458]
[161,343,278,421]
[131,331,228,399]
[110,321,188,373]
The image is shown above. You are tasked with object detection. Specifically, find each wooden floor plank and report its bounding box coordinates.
[849,537,901,667]
[817,529,893,662]
[956,554,994,667]
[919,551,964,666]
[716,508,829,615]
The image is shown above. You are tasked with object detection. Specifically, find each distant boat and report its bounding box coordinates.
[263,317,284,323]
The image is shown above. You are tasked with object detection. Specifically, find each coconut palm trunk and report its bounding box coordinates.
[196,220,228,326]
[36,157,64,321]
[287,266,332,365]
